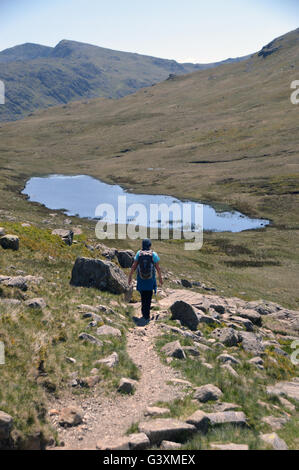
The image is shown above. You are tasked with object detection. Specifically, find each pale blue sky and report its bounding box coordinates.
[0,0,298,63]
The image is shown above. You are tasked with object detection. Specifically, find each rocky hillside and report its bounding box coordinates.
[0,216,298,450]
[0,39,249,122]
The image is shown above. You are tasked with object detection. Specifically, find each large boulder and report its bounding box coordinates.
[237,309,262,326]
[116,250,135,268]
[170,300,202,331]
[70,257,130,295]
[0,235,19,251]
[185,410,210,432]
[138,418,196,445]
[193,384,223,403]
[118,378,138,394]
[211,328,242,347]
[96,325,122,337]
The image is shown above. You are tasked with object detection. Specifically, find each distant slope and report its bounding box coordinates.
[0,39,250,122]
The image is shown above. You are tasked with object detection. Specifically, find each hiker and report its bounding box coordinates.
[128,238,163,321]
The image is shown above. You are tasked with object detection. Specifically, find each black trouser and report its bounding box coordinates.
[140,290,153,319]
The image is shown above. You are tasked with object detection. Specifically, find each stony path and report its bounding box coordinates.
[50,309,188,450]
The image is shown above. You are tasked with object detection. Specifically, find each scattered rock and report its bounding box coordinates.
[70,257,130,295]
[66,357,76,364]
[79,375,100,388]
[0,276,27,291]
[160,440,182,450]
[0,410,13,440]
[217,354,241,365]
[161,340,186,359]
[59,407,83,427]
[185,410,210,432]
[118,378,138,394]
[211,328,242,347]
[193,384,223,403]
[170,300,202,331]
[261,415,290,430]
[96,325,121,337]
[78,332,103,347]
[138,418,196,445]
[128,433,150,450]
[95,352,119,368]
[52,229,73,246]
[230,316,254,332]
[238,309,262,326]
[260,433,288,450]
[210,443,249,450]
[220,364,239,378]
[145,407,170,417]
[182,346,200,357]
[25,298,46,309]
[211,402,241,412]
[278,397,295,412]
[96,437,130,450]
[181,279,192,288]
[206,411,247,427]
[239,331,265,355]
[0,228,5,237]
[0,234,19,251]
[248,357,264,366]
[266,379,299,402]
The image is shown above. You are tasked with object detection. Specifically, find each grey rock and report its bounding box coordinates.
[206,411,247,427]
[95,352,119,368]
[261,415,290,430]
[0,234,19,251]
[181,279,192,288]
[96,325,121,337]
[161,340,186,359]
[160,440,182,450]
[237,309,262,326]
[260,433,288,450]
[230,316,254,332]
[138,418,196,444]
[145,407,170,417]
[221,364,239,378]
[217,354,241,365]
[0,275,27,291]
[25,297,46,309]
[170,300,202,331]
[211,328,242,347]
[211,402,241,412]
[210,443,249,450]
[185,410,210,432]
[0,410,13,440]
[248,356,264,366]
[79,375,100,388]
[59,406,83,427]
[52,229,73,246]
[96,437,130,450]
[78,332,103,347]
[128,433,150,450]
[70,257,130,295]
[266,379,299,402]
[118,378,138,394]
[194,384,223,403]
[182,346,200,357]
[239,331,265,355]
[116,250,135,268]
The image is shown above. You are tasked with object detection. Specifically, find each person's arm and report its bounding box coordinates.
[155,262,163,286]
[128,260,138,285]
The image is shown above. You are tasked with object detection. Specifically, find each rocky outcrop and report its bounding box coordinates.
[266,379,299,402]
[260,433,288,450]
[70,257,130,295]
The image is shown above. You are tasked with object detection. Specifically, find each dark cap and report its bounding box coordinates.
[142,238,152,250]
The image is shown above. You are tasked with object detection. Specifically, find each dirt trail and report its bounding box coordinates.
[51,306,188,450]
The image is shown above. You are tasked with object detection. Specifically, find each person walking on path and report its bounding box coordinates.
[128,239,163,321]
